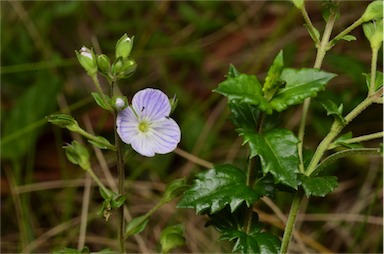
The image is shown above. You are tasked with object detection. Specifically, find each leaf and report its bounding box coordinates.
[263,50,285,100]
[88,135,115,150]
[229,102,260,134]
[53,246,90,254]
[317,98,345,123]
[213,74,273,114]
[299,174,338,197]
[339,35,357,42]
[363,71,383,92]
[160,225,185,253]
[177,164,263,214]
[125,215,150,237]
[47,114,80,132]
[304,24,320,44]
[332,132,363,149]
[270,68,337,112]
[244,129,300,188]
[161,178,188,203]
[226,64,240,78]
[91,92,112,111]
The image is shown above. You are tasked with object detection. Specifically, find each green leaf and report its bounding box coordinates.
[253,174,276,199]
[88,135,115,150]
[47,114,80,132]
[304,24,320,44]
[361,0,383,22]
[110,194,127,209]
[206,203,280,254]
[363,71,383,92]
[161,178,188,203]
[91,92,112,111]
[214,74,273,114]
[339,35,357,42]
[332,132,364,149]
[263,50,285,100]
[63,141,90,170]
[299,174,338,197]
[229,102,260,134]
[177,164,262,214]
[270,68,337,112]
[125,215,150,237]
[244,129,300,188]
[160,225,185,253]
[226,64,240,78]
[317,98,345,123]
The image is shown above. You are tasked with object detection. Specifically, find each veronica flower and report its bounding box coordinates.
[116,88,181,157]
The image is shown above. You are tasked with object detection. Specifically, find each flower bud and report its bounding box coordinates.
[115,34,134,59]
[76,46,98,76]
[63,141,90,170]
[114,97,126,110]
[363,20,383,50]
[361,0,383,22]
[97,54,111,74]
[111,57,137,79]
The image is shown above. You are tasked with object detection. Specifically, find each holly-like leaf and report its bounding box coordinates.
[318,98,346,123]
[226,64,241,79]
[229,102,260,134]
[299,174,338,197]
[270,68,337,112]
[214,74,273,114]
[177,164,262,214]
[244,129,300,188]
[222,228,281,254]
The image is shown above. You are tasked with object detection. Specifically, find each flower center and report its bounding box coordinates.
[138,121,150,133]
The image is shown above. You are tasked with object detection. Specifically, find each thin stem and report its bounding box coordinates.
[86,166,108,193]
[280,191,303,254]
[111,79,126,253]
[328,17,364,48]
[328,131,383,149]
[301,6,321,46]
[369,47,379,95]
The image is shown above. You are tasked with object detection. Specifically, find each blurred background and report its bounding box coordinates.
[1,1,382,253]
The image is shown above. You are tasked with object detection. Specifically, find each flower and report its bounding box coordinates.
[116,88,181,157]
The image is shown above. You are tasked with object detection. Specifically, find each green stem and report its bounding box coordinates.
[86,166,109,194]
[369,47,379,95]
[301,6,321,46]
[328,131,383,149]
[328,17,364,48]
[280,191,303,254]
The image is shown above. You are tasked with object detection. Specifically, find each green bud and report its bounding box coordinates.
[160,225,185,254]
[361,0,383,22]
[169,95,178,115]
[75,46,98,76]
[97,54,111,74]
[363,20,383,50]
[161,178,187,203]
[291,0,304,10]
[47,114,80,132]
[111,57,137,79]
[63,141,90,170]
[115,34,134,59]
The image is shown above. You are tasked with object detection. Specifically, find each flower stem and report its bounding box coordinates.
[369,47,379,95]
[111,79,126,253]
[280,191,303,254]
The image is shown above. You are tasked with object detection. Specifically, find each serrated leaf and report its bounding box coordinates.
[229,102,260,133]
[318,98,346,123]
[177,164,262,214]
[270,68,337,112]
[214,74,273,114]
[222,228,281,254]
[299,174,338,197]
[263,50,284,99]
[125,215,149,237]
[160,224,185,253]
[253,174,276,199]
[244,129,300,188]
[363,71,383,92]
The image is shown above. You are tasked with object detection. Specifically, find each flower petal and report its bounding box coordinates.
[132,88,171,121]
[116,106,138,144]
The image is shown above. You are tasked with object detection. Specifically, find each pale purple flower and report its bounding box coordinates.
[116,88,181,157]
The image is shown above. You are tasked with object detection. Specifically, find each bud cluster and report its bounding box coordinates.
[75,33,137,81]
